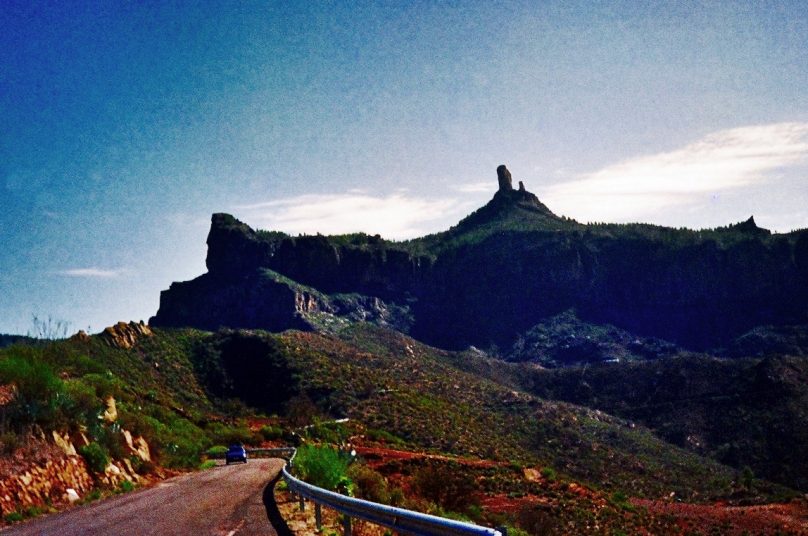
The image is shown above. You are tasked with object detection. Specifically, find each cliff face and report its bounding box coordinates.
[151,166,808,352]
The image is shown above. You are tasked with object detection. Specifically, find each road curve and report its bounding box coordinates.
[2,458,286,536]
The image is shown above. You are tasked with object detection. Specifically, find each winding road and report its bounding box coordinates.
[2,458,288,536]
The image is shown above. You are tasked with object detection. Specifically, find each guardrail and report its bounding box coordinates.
[246,447,296,458]
[276,448,504,536]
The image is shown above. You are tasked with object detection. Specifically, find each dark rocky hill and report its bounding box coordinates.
[151,165,808,353]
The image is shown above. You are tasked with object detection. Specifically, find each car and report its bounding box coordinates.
[225,444,248,464]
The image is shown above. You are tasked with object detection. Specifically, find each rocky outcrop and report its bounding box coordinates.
[0,455,93,517]
[101,321,153,349]
[151,269,327,332]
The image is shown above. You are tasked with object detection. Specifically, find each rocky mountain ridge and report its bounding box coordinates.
[151,165,808,355]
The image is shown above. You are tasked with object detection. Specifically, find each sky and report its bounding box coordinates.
[2,1,807,335]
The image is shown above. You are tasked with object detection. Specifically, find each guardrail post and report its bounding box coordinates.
[342,515,352,536]
[315,503,322,530]
[299,494,305,511]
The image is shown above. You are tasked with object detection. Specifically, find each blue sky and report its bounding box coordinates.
[2,1,807,335]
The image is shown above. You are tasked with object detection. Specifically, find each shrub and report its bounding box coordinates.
[118,480,135,493]
[412,463,478,512]
[304,422,350,444]
[348,464,389,503]
[259,425,284,441]
[286,395,319,427]
[4,511,23,523]
[204,421,254,446]
[0,432,19,455]
[365,428,405,446]
[741,465,755,490]
[199,460,217,470]
[206,445,228,457]
[142,414,209,468]
[63,379,101,423]
[610,490,635,511]
[517,505,557,534]
[79,442,109,474]
[0,353,65,426]
[293,445,352,492]
[540,466,557,481]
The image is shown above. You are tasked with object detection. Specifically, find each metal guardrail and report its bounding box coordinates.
[246,447,296,458]
[277,448,503,536]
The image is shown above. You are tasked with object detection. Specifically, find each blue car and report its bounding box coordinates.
[225,444,248,464]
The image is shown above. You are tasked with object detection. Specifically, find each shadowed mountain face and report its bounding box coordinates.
[151,166,808,352]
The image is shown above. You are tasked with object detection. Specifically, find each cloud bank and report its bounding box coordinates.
[543,122,808,223]
[235,193,467,240]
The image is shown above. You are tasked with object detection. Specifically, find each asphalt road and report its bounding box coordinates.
[2,458,287,536]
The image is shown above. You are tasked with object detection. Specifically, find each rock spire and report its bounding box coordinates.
[497,165,513,191]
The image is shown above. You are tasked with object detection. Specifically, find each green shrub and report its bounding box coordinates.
[304,422,350,444]
[741,465,755,490]
[0,353,65,426]
[204,421,254,446]
[142,414,209,468]
[63,379,101,423]
[293,445,352,492]
[347,463,389,503]
[540,466,557,481]
[199,460,217,470]
[365,428,405,446]
[4,511,23,523]
[79,442,109,474]
[610,490,635,511]
[206,445,228,457]
[118,480,135,493]
[259,425,283,441]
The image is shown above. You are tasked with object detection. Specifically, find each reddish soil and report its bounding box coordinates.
[635,498,808,535]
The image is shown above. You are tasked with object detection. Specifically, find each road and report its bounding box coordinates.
[2,458,288,536]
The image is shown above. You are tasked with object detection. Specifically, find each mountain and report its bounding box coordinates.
[151,165,808,354]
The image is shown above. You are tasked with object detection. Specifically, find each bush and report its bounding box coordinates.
[0,432,19,455]
[142,414,209,468]
[412,463,477,512]
[259,425,284,441]
[206,445,228,457]
[540,466,557,481]
[4,511,23,523]
[204,421,255,446]
[79,442,109,474]
[0,353,65,427]
[517,505,557,534]
[365,428,405,446]
[348,464,389,503]
[293,445,352,492]
[199,460,217,470]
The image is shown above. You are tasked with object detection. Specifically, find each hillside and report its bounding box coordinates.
[151,165,808,353]
[2,322,806,533]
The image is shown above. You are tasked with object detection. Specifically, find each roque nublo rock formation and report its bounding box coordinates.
[151,165,808,353]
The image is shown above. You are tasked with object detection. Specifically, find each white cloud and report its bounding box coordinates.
[234,193,467,240]
[543,122,808,222]
[454,182,492,193]
[58,268,123,278]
